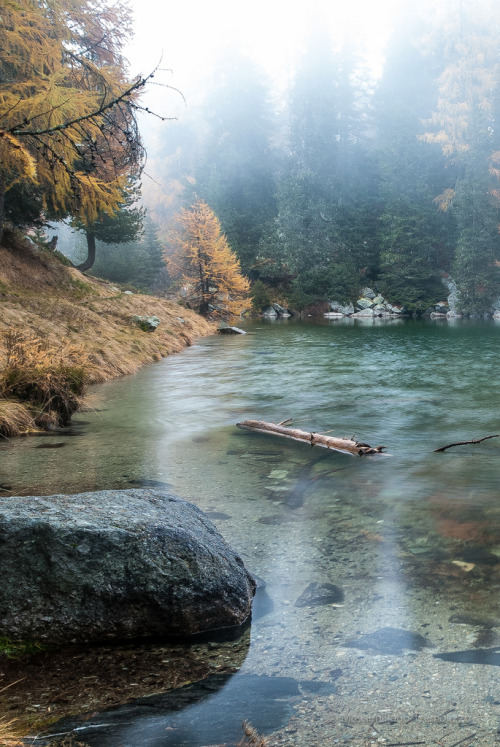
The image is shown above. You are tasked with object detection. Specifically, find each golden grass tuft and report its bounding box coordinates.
[0,399,36,437]
[0,332,94,430]
[0,718,22,746]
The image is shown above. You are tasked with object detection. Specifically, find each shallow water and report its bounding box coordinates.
[3,317,500,746]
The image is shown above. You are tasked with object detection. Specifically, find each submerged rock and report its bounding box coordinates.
[294,582,344,607]
[345,627,433,655]
[0,490,255,644]
[39,673,338,747]
[218,326,246,334]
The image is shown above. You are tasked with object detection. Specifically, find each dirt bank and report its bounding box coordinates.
[0,231,215,435]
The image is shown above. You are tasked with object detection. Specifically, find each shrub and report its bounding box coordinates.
[250,280,272,312]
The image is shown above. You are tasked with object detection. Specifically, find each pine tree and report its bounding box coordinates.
[372,8,452,309]
[274,24,377,302]
[71,178,145,272]
[165,200,250,320]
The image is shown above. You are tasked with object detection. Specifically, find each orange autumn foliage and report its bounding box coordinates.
[165,200,250,321]
[0,0,143,231]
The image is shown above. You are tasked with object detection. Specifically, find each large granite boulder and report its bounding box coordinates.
[441,275,461,314]
[356,297,375,310]
[0,490,255,644]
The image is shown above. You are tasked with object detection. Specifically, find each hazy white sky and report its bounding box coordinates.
[126,0,407,109]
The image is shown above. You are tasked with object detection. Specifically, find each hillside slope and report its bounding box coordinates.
[0,231,215,435]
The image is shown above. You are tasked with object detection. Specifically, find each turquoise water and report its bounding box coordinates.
[3,317,500,745]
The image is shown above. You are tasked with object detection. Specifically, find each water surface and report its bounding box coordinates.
[2,318,500,746]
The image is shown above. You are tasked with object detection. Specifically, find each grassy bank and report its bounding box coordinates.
[0,230,215,437]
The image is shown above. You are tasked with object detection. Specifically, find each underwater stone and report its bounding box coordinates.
[345,627,433,655]
[294,582,344,608]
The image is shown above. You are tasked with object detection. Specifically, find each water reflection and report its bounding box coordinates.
[3,319,500,745]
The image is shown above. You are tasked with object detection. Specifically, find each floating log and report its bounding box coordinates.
[236,420,387,456]
[433,434,499,453]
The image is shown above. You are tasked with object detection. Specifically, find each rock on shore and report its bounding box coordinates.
[0,490,255,644]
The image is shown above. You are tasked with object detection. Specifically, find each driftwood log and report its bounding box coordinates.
[236,420,386,456]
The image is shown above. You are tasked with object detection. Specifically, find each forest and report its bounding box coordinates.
[3,0,500,316]
[143,0,500,316]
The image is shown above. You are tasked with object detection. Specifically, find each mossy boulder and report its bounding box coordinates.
[131,315,160,332]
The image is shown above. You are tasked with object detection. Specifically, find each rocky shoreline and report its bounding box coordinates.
[262,280,500,321]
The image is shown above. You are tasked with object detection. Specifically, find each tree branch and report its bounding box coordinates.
[433,435,499,452]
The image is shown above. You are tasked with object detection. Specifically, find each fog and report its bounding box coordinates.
[126,0,403,99]
[88,0,500,318]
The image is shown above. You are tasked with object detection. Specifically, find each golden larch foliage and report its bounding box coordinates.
[0,0,141,228]
[165,200,250,321]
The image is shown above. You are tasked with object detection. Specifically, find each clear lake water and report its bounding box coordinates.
[3,317,500,746]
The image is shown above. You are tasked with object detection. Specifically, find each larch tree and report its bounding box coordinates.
[165,200,250,320]
[0,0,146,245]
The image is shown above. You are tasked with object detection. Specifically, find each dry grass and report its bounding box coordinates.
[0,682,24,747]
[0,231,215,436]
[238,721,269,747]
[0,332,92,430]
[0,718,23,746]
[0,399,36,437]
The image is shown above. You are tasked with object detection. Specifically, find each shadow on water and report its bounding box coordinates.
[434,648,500,665]
[36,673,338,747]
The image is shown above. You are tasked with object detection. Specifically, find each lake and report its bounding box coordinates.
[2,317,500,746]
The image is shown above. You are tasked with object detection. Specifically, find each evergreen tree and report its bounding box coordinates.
[273,24,377,303]
[372,9,453,309]
[91,213,163,290]
[421,0,500,311]
[191,50,278,278]
[71,178,145,272]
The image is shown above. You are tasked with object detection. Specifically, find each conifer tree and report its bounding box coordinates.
[421,0,500,311]
[165,200,250,320]
[190,50,277,279]
[0,0,145,243]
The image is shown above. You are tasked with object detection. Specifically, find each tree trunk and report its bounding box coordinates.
[77,231,96,272]
[236,420,387,456]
